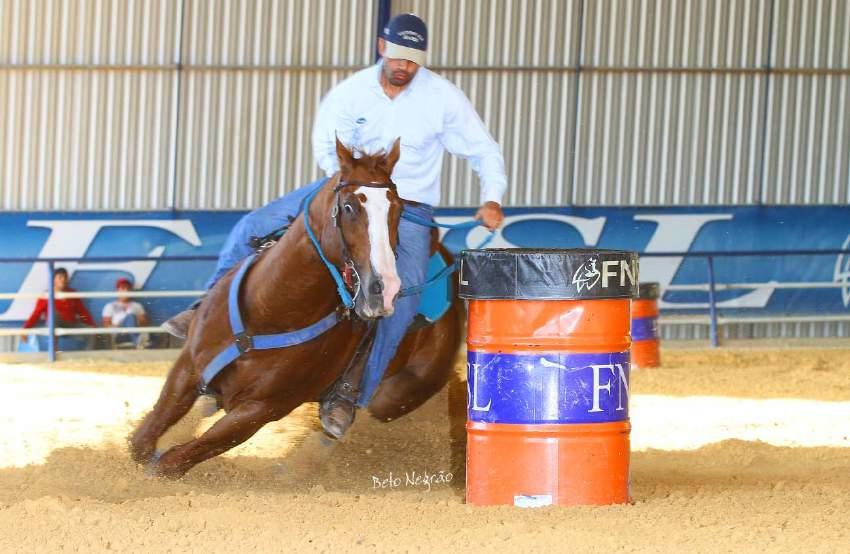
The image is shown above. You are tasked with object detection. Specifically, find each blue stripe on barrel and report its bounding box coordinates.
[631,316,659,341]
[467,351,630,424]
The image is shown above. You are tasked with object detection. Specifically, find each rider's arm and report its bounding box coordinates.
[312,88,345,176]
[439,88,508,206]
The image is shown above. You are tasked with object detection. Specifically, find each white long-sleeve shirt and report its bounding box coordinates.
[312,63,508,206]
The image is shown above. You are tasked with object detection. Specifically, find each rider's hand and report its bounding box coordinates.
[475,201,504,231]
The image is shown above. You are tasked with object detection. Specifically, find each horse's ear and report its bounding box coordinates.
[335,135,354,171]
[382,138,401,174]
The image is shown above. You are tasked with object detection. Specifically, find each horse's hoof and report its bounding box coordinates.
[319,397,356,440]
[143,450,165,477]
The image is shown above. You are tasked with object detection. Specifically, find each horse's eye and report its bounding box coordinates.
[343,203,355,215]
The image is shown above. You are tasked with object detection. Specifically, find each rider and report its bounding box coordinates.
[163,13,508,438]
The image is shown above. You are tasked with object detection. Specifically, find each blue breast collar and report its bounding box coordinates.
[199,253,341,392]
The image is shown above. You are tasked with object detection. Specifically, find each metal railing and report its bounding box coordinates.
[0,255,216,361]
[641,249,850,347]
[1,249,848,359]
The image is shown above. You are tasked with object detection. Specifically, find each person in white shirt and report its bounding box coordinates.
[162,13,508,438]
[103,278,149,348]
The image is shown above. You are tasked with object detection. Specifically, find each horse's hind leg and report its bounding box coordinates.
[368,324,458,421]
[151,396,295,479]
[129,350,199,465]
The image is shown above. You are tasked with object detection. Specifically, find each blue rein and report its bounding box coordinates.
[303,185,355,309]
[397,211,495,298]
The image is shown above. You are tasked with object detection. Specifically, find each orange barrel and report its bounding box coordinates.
[459,248,638,507]
[631,282,661,368]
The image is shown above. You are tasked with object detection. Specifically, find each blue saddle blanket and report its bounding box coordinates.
[417,253,452,323]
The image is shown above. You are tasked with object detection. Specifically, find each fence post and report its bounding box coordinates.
[706,256,719,348]
[47,261,56,362]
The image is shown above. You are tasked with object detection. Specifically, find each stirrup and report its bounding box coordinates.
[319,394,357,440]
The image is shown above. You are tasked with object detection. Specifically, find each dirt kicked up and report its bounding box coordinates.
[1,344,849,553]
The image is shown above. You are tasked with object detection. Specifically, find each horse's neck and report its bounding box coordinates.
[245,188,340,331]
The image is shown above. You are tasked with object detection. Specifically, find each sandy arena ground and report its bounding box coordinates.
[1,343,849,553]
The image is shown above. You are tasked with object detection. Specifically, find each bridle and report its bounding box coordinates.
[322,177,398,307]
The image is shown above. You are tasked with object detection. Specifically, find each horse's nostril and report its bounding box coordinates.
[370,280,384,296]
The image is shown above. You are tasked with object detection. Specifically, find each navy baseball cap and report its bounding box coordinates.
[382,13,428,65]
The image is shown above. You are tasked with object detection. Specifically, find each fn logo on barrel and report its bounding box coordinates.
[572,256,636,292]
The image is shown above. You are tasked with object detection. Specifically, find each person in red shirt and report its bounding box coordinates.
[20,267,96,342]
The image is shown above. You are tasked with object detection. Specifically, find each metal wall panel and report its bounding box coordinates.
[574,72,766,205]
[175,69,352,209]
[394,0,581,67]
[763,75,850,204]
[772,0,850,68]
[183,0,376,67]
[437,70,577,207]
[583,0,771,68]
[0,0,181,65]
[0,69,177,210]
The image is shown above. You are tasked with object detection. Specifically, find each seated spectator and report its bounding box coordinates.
[20,267,95,351]
[102,277,149,348]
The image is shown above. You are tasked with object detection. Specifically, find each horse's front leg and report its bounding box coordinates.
[129,350,199,465]
[151,397,292,479]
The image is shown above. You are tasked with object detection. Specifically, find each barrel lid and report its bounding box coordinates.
[637,282,661,299]
[459,248,639,300]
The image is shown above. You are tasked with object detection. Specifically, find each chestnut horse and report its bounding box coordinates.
[129,139,462,478]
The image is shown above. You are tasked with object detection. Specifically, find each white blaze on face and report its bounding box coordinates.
[359,187,401,313]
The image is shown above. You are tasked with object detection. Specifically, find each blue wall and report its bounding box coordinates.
[2,206,850,326]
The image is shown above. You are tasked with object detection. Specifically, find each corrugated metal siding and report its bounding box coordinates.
[176,69,354,209]
[0,69,177,210]
[760,0,850,205]
[3,0,848,211]
[0,0,378,211]
[174,0,377,209]
[0,0,181,65]
[574,72,766,205]
[394,0,580,67]
[771,0,850,69]
[438,70,578,207]
[575,0,771,205]
[182,0,375,66]
[583,0,771,68]
[763,74,850,204]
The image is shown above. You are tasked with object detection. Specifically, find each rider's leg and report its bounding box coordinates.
[319,204,432,438]
[205,177,329,290]
[163,177,328,339]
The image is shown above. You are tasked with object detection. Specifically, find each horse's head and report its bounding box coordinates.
[330,138,404,319]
